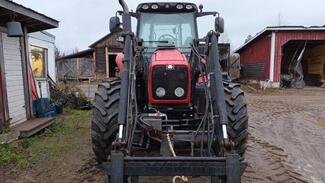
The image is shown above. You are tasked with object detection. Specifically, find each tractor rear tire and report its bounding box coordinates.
[91,79,121,164]
[224,82,248,160]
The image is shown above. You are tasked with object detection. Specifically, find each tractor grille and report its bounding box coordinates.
[152,65,188,100]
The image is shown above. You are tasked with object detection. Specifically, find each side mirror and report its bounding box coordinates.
[110,16,121,33]
[215,17,224,34]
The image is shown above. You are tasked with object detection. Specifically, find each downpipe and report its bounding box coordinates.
[206,31,230,147]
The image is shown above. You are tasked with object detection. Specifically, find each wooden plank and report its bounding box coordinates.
[77,58,80,80]
[6,65,21,71]
[105,47,109,78]
[13,118,56,138]
[0,32,9,128]
[21,27,32,119]
[0,31,5,130]
[7,95,25,103]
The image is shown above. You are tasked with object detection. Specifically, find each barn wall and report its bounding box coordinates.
[239,34,271,80]
[95,47,106,74]
[92,32,123,79]
[57,58,95,80]
[274,31,325,82]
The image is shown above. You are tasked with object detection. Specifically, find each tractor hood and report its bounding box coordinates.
[148,48,191,105]
[152,49,187,62]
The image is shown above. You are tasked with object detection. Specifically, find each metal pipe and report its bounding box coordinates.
[222,125,228,139]
[118,0,129,14]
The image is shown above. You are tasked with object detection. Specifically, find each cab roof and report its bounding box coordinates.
[136,2,198,13]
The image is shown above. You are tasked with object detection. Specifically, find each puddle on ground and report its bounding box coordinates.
[317,117,325,128]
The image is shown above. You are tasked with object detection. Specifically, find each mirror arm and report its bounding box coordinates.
[130,12,139,18]
[196,11,219,18]
[117,11,138,18]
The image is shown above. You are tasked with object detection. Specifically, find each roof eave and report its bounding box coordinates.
[0,0,59,32]
[235,26,325,53]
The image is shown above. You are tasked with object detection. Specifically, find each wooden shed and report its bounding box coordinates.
[56,49,95,80]
[0,0,58,130]
[89,32,123,79]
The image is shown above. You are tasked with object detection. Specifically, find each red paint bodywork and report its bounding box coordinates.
[148,49,191,105]
[115,53,124,74]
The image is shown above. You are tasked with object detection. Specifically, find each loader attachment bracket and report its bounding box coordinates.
[104,151,243,183]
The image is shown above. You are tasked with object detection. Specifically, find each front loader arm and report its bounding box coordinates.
[205,31,230,148]
[117,0,134,142]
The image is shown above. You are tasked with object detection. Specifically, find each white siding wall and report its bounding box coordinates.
[28,31,56,99]
[1,33,27,125]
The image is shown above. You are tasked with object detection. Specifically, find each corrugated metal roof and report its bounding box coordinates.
[57,49,94,60]
[235,26,325,53]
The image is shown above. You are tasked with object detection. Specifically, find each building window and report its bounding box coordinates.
[31,46,47,78]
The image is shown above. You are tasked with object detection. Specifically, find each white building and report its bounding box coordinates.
[0,0,58,130]
[28,31,57,99]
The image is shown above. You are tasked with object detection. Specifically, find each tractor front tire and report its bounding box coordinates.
[224,82,248,160]
[91,79,121,164]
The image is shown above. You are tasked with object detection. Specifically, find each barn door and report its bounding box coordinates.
[95,47,106,79]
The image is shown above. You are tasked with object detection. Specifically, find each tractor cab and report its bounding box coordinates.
[136,3,198,57]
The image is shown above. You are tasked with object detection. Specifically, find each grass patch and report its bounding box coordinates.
[0,144,27,167]
[0,109,92,168]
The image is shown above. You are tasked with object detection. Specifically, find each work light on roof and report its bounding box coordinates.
[142,4,149,10]
[185,4,193,10]
[151,4,159,9]
[176,4,184,9]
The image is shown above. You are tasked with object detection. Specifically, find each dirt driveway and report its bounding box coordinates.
[1,87,324,183]
[242,88,325,183]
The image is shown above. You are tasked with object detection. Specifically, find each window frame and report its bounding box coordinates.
[30,45,48,79]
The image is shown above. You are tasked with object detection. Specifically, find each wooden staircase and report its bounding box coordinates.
[13,118,56,138]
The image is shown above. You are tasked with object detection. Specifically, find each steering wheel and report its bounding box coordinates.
[158,34,176,44]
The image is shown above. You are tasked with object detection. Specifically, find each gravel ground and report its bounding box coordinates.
[1,87,324,183]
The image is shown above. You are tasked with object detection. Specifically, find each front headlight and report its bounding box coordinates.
[174,87,185,98]
[156,87,166,98]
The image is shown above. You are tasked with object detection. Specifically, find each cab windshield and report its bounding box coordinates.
[138,13,197,49]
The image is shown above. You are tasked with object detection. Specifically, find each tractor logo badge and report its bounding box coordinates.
[167,65,175,70]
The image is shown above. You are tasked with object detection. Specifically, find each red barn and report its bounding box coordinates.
[235,26,325,87]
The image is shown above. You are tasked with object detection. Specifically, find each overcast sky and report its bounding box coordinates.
[14,0,325,53]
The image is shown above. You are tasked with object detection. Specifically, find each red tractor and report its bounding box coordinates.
[92,1,248,182]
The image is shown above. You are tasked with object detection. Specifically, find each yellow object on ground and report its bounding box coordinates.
[307,56,325,79]
[166,133,189,183]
